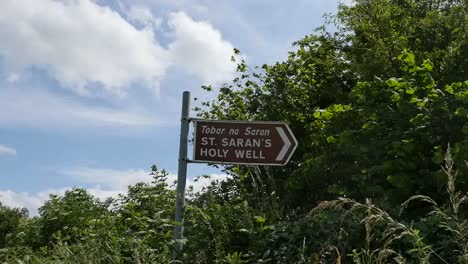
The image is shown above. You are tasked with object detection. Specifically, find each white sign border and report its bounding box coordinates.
[191,119,298,166]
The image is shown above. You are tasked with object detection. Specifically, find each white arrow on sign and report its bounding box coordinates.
[275,127,291,161]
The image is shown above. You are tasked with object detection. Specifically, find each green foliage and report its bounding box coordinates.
[111,165,175,263]
[36,188,108,247]
[0,203,27,248]
[198,0,467,212]
[311,53,468,204]
[1,0,467,263]
[337,0,468,85]
[0,159,466,263]
[0,166,175,263]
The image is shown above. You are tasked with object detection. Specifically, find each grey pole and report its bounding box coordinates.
[173,91,190,260]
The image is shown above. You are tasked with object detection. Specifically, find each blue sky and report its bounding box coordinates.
[0,0,344,215]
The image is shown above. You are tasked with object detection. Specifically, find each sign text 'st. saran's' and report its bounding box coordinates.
[193,120,297,166]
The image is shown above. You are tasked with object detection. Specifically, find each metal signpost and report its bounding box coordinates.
[172,91,298,259]
[173,91,190,259]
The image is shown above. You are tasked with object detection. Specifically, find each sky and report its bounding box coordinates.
[0,0,345,215]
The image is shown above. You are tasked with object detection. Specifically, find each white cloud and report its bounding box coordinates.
[0,188,64,216]
[0,0,170,95]
[0,1,238,131]
[341,0,355,6]
[62,167,151,191]
[0,88,160,128]
[188,173,231,193]
[6,73,20,83]
[0,167,229,216]
[0,187,120,216]
[0,145,16,156]
[0,0,237,96]
[168,12,237,84]
[62,166,230,194]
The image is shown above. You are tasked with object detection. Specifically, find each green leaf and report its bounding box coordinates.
[322,110,333,120]
[445,85,454,94]
[332,104,344,112]
[422,59,433,71]
[362,122,372,129]
[313,111,321,119]
[254,216,266,224]
[406,89,416,95]
[386,78,399,87]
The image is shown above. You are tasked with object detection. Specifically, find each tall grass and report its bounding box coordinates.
[315,147,467,263]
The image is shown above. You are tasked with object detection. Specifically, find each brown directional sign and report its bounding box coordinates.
[193,120,298,166]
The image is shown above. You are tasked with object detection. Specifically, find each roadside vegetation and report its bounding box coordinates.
[1,0,467,262]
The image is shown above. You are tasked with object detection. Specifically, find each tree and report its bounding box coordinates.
[337,0,468,85]
[199,0,468,212]
[310,52,468,203]
[36,188,108,246]
[0,203,27,248]
[110,165,175,263]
